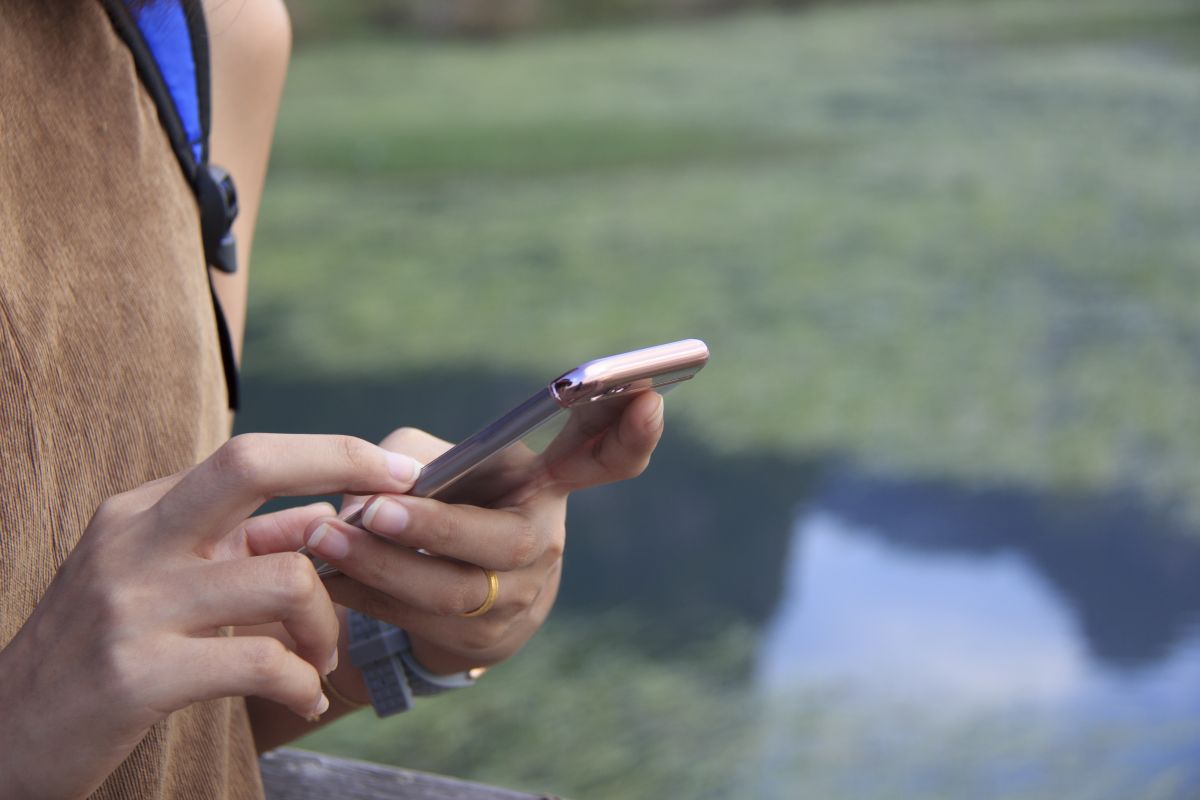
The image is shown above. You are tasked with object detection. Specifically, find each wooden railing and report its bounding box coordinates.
[260,749,561,800]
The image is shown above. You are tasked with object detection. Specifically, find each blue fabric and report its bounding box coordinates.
[125,0,202,164]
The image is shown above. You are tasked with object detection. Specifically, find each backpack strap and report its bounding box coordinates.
[101,0,241,410]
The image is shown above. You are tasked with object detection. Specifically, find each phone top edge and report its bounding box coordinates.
[551,338,708,407]
[415,339,709,498]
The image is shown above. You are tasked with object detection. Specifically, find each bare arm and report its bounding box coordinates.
[204,0,291,362]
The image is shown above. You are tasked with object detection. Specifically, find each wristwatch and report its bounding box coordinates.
[347,611,482,716]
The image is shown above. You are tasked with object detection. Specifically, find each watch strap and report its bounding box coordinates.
[347,612,413,716]
[347,611,479,716]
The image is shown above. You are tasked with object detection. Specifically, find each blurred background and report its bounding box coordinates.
[235,0,1200,797]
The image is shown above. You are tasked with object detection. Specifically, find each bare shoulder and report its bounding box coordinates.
[204,0,291,115]
[204,0,292,69]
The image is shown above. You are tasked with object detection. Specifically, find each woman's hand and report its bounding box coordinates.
[286,391,665,677]
[0,433,421,799]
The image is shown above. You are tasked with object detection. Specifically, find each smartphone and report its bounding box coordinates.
[308,338,708,577]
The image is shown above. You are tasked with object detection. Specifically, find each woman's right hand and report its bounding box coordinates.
[0,433,421,799]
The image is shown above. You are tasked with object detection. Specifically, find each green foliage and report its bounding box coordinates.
[251,0,1200,519]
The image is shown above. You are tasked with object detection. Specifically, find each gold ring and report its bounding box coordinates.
[460,568,499,618]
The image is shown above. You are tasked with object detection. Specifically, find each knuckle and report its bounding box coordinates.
[101,638,149,705]
[381,426,451,462]
[91,496,128,528]
[85,498,139,550]
[270,552,319,606]
[91,582,143,631]
[246,638,289,683]
[390,426,421,445]
[542,527,566,563]
[512,581,540,611]
[335,435,372,472]
[460,618,508,653]
[382,427,427,452]
[505,523,541,570]
[213,434,267,483]
[356,551,391,589]
[427,512,458,553]
[435,578,473,617]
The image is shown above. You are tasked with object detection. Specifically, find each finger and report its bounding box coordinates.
[241,502,338,556]
[549,391,664,489]
[337,494,369,521]
[354,494,556,572]
[305,518,506,616]
[326,578,424,631]
[159,635,328,721]
[331,557,563,671]
[151,433,422,546]
[334,429,446,525]
[171,553,339,674]
[377,426,452,464]
[589,389,664,481]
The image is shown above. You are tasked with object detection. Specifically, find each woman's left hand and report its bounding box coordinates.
[249,390,664,676]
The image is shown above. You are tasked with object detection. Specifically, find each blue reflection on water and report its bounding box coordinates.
[755,500,1200,795]
[759,509,1200,716]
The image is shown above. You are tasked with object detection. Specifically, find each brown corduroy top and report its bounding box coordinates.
[0,1,263,797]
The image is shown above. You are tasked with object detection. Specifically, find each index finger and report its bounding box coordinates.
[151,433,422,545]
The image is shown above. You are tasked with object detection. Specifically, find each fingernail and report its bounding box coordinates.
[385,452,421,483]
[305,693,330,722]
[326,649,339,676]
[647,393,665,430]
[307,523,349,560]
[362,498,410,535]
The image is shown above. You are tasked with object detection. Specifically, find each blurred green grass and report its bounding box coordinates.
[251,0,1200,795]
[251,0,1200,517]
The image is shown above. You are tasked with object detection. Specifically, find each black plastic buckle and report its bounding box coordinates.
[195,163,239,274]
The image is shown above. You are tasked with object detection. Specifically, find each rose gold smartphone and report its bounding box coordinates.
[308,339,708,577]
